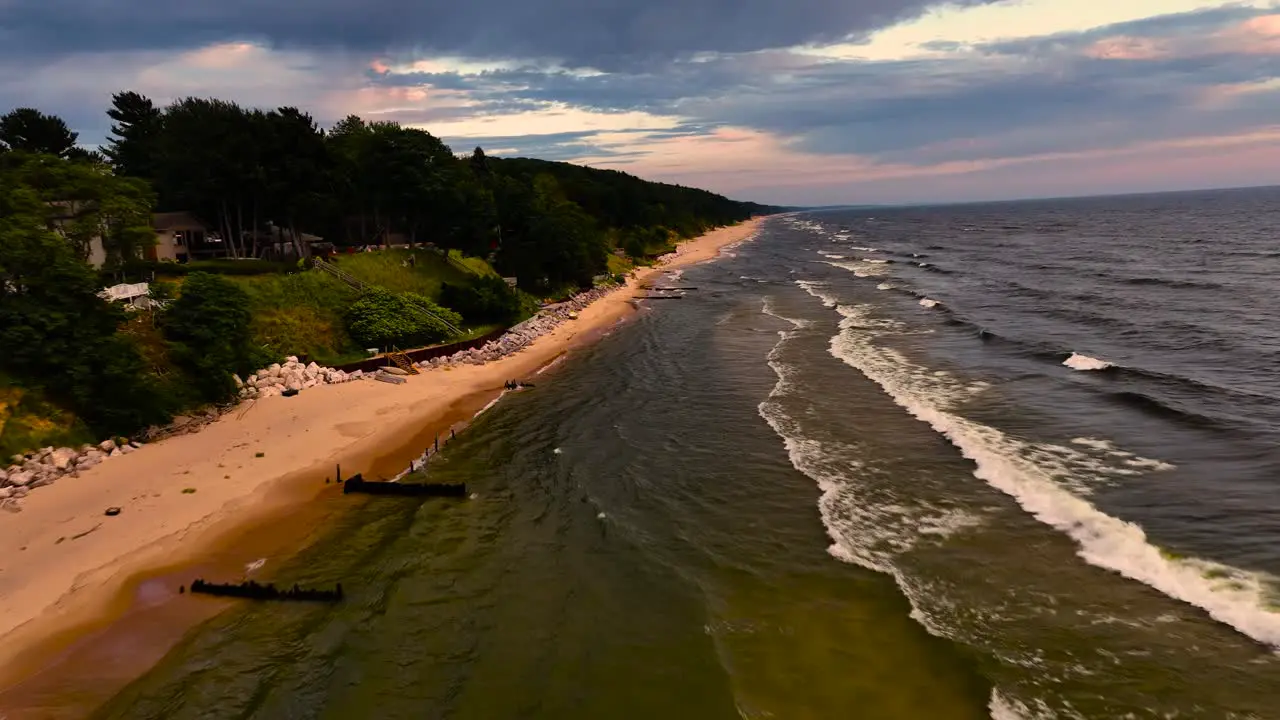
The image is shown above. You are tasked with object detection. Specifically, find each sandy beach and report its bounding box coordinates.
[0,218,763,700]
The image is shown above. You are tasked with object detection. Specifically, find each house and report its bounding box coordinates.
[247,224,324,260]
[153,211,226,262]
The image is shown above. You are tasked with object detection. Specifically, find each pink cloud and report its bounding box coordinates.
[1216,14,1280,55]
[1084,14,1280,62]
[1083,36,1172,61]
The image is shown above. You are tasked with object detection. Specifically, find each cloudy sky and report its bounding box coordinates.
[3,0,1279,205]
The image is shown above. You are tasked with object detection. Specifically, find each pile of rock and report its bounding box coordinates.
[136,406,238,443]
[0,438,140,512]
[413,284,619,371]
[238,356,364,401]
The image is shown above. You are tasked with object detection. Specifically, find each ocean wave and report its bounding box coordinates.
[919,298,941,309]
[1121,276,1224,291]
[798,288,1280,650]
[756,299,985,576]
[1063,353,1112,371]
[1105,390,1224,431]
[825,260,890,279]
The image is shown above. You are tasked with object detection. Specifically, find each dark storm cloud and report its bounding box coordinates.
[359,5,1280,166]
[1,0,997,70]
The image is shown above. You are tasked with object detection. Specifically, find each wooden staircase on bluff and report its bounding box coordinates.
[387,351,419,375]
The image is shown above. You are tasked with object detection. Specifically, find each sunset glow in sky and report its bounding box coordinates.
[3,0,1280,205]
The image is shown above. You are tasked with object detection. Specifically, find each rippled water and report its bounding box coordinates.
[97,189,1280,719]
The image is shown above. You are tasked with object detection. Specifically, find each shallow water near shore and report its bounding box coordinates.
[89,193,1280,718]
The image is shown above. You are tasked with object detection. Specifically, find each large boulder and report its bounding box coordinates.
[50,447,77,471]
[7,470,34,486]
[269,363,283,378]
[99,439,117,453]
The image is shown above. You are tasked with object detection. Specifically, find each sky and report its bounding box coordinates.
[2,0,1280,205]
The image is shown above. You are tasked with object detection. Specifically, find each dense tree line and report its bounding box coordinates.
[0,95,770,446]
[95,92,769,288]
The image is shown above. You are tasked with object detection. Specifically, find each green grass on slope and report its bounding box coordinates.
[332,249,477,297]
[0,379,93,459]
[232,271,363,367]
[445,249,502,278]
[230,250,506,366]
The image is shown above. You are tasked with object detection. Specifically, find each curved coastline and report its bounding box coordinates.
[0,218,765,712]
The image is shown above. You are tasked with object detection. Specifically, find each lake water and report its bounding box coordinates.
[96,189,1280,719]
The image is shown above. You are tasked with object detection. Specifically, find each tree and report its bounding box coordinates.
[0,152,157,269]
[0,172,167,436]
[469,147,490,178]
[0,108,79,157]
[260,107,331,259]
[496,174,608,289]
[162,273,259,403]
[104,91,163,179]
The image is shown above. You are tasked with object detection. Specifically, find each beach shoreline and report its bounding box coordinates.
[0,218,764,712]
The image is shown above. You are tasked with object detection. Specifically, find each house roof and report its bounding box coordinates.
[153,211,207,231]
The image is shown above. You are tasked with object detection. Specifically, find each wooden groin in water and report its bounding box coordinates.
[342,473,467,498]
[187,579,343,602]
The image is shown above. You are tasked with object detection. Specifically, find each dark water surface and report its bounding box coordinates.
[97,189,1280,719]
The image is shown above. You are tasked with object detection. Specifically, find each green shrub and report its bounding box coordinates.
[439,276,522,324]
[163,273,262,403]
[345,288,462,350]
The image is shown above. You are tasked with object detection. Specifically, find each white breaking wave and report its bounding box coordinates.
[718,231,760,259]
[1063,353,1113,371]
[989,689,1071,720]
[919,298,940,308]
[826,260,890,278]
[473,392,507,419]
[756,296,986,642]
[877,282,896,291]
[794,280,838,308]
[794,283,1280,649]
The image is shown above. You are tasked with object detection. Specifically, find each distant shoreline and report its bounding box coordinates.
[0,217,766,716]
